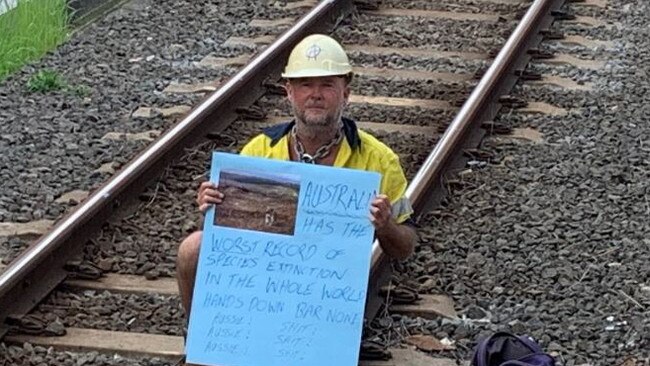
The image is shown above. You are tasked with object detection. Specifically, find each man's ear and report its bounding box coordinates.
[285,80,293,101]
[343,83,350,103]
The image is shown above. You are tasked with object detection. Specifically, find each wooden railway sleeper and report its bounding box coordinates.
[63,260,103,280]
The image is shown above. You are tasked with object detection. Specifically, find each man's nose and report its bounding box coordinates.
[307,86,324,99]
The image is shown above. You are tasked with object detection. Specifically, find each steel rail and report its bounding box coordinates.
[0,0,355,335]
[368,0,564,309]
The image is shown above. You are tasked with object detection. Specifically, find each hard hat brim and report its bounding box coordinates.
[281,68,352,79]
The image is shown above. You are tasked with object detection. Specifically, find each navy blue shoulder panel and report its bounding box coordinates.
[263,121,294,147]
[341,117,361,150]
[262,117,361,150]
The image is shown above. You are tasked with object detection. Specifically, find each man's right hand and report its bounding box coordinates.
[197,182,224,213]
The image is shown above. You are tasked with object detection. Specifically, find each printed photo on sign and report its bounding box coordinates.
[214,169,300,235]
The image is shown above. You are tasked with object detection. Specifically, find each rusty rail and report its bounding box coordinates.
[0,0,355,336]
[367,0,564,317]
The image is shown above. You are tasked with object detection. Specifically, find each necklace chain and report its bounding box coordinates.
[291,125,344,164]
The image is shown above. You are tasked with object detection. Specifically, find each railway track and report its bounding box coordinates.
[0,0,616,364]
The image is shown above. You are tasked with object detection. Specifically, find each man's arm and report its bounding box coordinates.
[375,220,417,260]
[369,195,417,260]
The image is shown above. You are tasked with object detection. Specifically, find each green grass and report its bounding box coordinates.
[26,69,90,96]
[27,69,64,92]
[0,0,69,80]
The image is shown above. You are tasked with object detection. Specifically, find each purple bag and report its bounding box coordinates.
[471,332,556,366]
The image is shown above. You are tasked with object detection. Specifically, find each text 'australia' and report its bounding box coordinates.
[302,182,375,212]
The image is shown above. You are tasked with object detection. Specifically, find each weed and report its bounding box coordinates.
[26,69,91,97]
[67,84,90,97]
[27,69,65,92]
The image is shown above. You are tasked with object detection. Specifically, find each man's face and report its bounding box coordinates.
[286,76,350,128]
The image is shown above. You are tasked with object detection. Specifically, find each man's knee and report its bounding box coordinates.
[177,231,202,270]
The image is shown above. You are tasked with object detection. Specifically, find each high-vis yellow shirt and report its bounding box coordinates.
[240,118,414,224]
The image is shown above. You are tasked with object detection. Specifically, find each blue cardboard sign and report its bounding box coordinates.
[186,152,381,366]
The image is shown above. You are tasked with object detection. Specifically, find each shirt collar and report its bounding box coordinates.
[263,117,361,150]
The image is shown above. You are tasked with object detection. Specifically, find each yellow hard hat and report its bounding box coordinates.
[281,34,353,79]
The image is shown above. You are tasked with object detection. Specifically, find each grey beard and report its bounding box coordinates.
[293,104,344,141]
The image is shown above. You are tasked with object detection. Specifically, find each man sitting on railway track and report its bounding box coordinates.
[175,34,417,360]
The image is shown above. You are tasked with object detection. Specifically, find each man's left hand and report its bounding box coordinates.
[368,194,416,260]
[369,194,393,232]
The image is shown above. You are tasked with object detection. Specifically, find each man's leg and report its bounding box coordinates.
[176,230,202,316]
